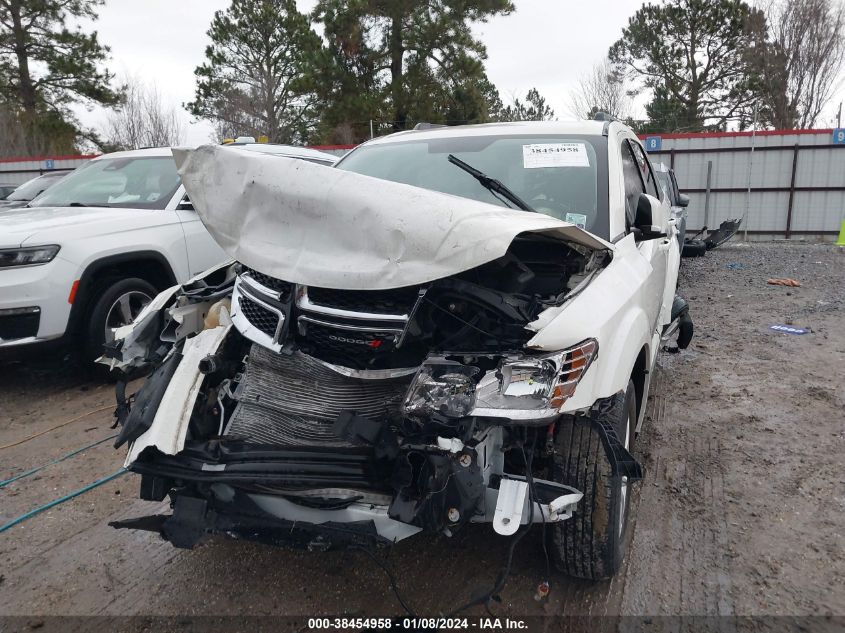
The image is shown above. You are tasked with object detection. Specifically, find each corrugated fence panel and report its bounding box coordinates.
[646,130,845,237]
[791,191,845,231]
[0,155,95,187]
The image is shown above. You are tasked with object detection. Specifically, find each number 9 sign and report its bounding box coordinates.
[833,129,845,145]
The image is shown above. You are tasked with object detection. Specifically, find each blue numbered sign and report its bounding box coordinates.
[833,129,845,145]
[644,136,662,152]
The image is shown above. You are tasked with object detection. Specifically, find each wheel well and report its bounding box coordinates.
[67,252,177,336]
[87,257,174,291]
[631,346,648,421]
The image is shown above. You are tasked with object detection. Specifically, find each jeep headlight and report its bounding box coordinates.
[0,245,60,268]
[473,339,598,420]
[404,360,480,419]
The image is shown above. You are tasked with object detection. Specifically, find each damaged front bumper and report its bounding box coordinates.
[116,425,588,550]
[105,258,644,552]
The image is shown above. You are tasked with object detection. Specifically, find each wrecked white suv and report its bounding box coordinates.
[104,121,690,581]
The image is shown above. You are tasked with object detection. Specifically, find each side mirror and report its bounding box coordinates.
[677,193,690,207]
[634,193,668,240]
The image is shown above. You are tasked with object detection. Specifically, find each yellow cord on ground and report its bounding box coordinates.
[0,404,113,451]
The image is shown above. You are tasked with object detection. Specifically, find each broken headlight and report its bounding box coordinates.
[403,360,480,419]
[472,339,598,421]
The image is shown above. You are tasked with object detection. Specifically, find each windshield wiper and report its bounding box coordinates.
[67,202,110,207]
[447,154,535,213]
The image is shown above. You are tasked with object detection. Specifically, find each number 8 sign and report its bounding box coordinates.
[833,129,845,145]
[645,136,662,152]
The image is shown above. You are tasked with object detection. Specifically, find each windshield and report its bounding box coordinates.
[337,134,609,238]
[6,174,64,201]
[30,156,181,210]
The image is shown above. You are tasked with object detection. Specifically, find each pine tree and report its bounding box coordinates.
[0,0,119,153]
[313,0,513,141]
[609,0,761,131]
[187,0,324,144]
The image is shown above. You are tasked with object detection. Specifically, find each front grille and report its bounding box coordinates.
[238,295,279,339]
[225,344,412,447]
[0,309,40,340]
[243,267,293,296]
[297,320,399,369]
[307,286,420,315]
[302,321,396,353]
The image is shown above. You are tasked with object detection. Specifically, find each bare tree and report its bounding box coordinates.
[569,59,631,120]
[105,76,184,150]
[752,0,845,129]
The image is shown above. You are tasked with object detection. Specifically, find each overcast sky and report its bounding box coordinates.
[74,0,845,145]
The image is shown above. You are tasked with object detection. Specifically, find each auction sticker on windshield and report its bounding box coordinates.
[523,143,590,168]
[565,212,588,229]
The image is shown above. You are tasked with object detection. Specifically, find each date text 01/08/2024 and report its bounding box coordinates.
[306,618,529,630]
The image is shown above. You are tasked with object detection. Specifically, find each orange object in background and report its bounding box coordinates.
[767,278,801,287]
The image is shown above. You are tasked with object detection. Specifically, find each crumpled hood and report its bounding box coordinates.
[174,145,612,290]
[0,205,153,248]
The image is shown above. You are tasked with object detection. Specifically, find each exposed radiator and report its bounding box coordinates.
[225,344,412,447]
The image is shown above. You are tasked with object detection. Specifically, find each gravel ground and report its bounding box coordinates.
[0,241,842,622]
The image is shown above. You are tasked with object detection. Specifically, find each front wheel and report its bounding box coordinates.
[83,277,156,365]
[548,379,637,580]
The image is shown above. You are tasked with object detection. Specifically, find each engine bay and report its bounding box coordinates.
[229,235,607,372]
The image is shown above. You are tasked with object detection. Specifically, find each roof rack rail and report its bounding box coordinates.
[413,122,447,130]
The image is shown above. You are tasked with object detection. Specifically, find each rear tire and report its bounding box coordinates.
[83,277,156,366]
[549,380,637,580]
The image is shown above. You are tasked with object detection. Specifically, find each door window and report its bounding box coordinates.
[629,141,661,199]
[621,141,645,228]
[670,170,681,201]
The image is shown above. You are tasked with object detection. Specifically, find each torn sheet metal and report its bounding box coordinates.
[173,145,611,291]
[125,322,231,465]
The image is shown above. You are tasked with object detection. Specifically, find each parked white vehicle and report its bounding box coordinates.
[0,145,336,364]
[0,170,67,209]
[105,121,690,582]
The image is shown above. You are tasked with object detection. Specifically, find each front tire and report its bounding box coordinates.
[549,380,637,580]
[83,277,156,365]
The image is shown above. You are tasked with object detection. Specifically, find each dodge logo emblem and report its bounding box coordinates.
[328,334,384,348]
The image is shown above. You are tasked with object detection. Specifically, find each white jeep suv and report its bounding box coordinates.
[106,121,690,583]
[0,145,336,364]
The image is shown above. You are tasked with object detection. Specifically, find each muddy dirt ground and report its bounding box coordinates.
[1,242,843,622]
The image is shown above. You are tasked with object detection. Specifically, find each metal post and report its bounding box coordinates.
[785,144,800,239]
[370,120,374,140]
[743,102,759,242]
[670,148,676,170]
[703,160,713,230]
